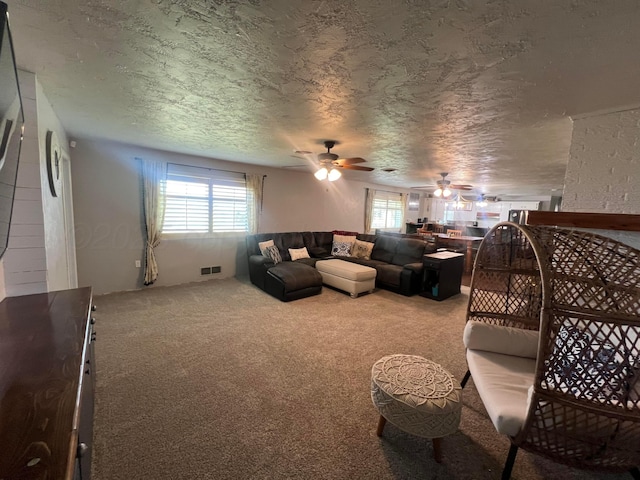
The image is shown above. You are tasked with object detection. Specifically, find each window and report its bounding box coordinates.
[163,164,248,233]
[371,191,404,229]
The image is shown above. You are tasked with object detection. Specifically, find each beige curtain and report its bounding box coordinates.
[246,174,263,234]
[142,159,166,285]
[401,192,408,227]
[364,188,376,234]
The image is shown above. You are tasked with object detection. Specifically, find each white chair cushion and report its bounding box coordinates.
[463,321,539,359]
[466,349,536,436]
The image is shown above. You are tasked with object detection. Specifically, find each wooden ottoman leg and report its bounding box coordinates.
[376,415,387,436]
[432,437,443,463]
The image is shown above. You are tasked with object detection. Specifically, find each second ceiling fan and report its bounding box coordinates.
[433,172,473,197]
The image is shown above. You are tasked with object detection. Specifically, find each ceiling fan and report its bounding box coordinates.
[413,172,473,197]
[294,140,374,181]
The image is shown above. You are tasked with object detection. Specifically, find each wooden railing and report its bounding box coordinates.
[527,212,640,232]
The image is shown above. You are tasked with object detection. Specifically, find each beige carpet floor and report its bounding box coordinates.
[91,277,628,480]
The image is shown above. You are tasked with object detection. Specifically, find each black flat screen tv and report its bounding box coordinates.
[0,1,24,261]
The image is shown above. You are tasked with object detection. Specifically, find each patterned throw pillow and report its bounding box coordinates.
[258,239,274,256]
[545,325,627,402]
[332,234,356,257]
[333,234,357,244]
[331,241,352,257]
[263,245,282,264]
[351,239,375,260]
[288,247,310,261]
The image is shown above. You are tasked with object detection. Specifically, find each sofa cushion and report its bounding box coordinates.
[265,262,323,300]
[463,321,539,359]
[403,262,423,275]
[356,233,377,243]
[312,231,334,252]
[375,264,403,287]
[308,246,331,258]
[340,257,387,268]
[371,235,396,263]
[294,257,318,268]
[275,232,306,261]
[392,238,426,266]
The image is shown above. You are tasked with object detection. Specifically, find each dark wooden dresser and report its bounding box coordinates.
[0,287,96,480]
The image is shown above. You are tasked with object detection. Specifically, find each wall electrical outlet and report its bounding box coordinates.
[135,260,141,268]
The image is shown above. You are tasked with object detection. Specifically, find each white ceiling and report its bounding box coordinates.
[6,0,640,197]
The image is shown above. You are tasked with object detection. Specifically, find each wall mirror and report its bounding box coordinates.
[0,1,24,260]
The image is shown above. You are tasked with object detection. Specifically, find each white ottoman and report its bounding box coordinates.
[371,354,462,463]
[315,259,376,298]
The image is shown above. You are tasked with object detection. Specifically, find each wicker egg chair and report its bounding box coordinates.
[461,222,640,479]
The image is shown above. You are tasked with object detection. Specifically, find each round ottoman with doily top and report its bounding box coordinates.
[371,354,462,463]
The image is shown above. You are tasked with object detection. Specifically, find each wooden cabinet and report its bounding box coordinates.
[0,287,95,480]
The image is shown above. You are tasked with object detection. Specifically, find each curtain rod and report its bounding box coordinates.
[166,162,266,178]
[367,187,403,195]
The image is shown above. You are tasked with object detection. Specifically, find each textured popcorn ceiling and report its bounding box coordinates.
[7,0,640,196]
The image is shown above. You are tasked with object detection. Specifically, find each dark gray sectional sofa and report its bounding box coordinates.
[246,231,437,301]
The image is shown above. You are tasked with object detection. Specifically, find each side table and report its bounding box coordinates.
[371,354,462,463]
[420,251,464,301]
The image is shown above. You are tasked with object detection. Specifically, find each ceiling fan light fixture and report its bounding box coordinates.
[314,167,328,180]
[442,187,452,198]
[434,188,443,197]
[327,168,341,181]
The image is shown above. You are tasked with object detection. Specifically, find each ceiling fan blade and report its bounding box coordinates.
[341,165,374,172]
[450,184,473,190]
[335,157,367,165]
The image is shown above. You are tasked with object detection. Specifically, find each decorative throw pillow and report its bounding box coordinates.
[545,324,627,402]
[351,239,375,260]
[263,245,282,264]
[333,234,357,244]
[289,247,310,261]
[331,241,352,257]
[258,239,275,256]
[332,234,356,257]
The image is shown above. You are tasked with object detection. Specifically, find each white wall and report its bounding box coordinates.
[71,139,412,294]
[564,108,640,248]
[36,79,75,291]
[1,71,76,297]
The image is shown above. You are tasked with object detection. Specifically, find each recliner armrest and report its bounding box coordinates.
[402,262,423,274]
[249,254,274,267]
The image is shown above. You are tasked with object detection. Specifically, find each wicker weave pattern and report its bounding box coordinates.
[467,222,640,472]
